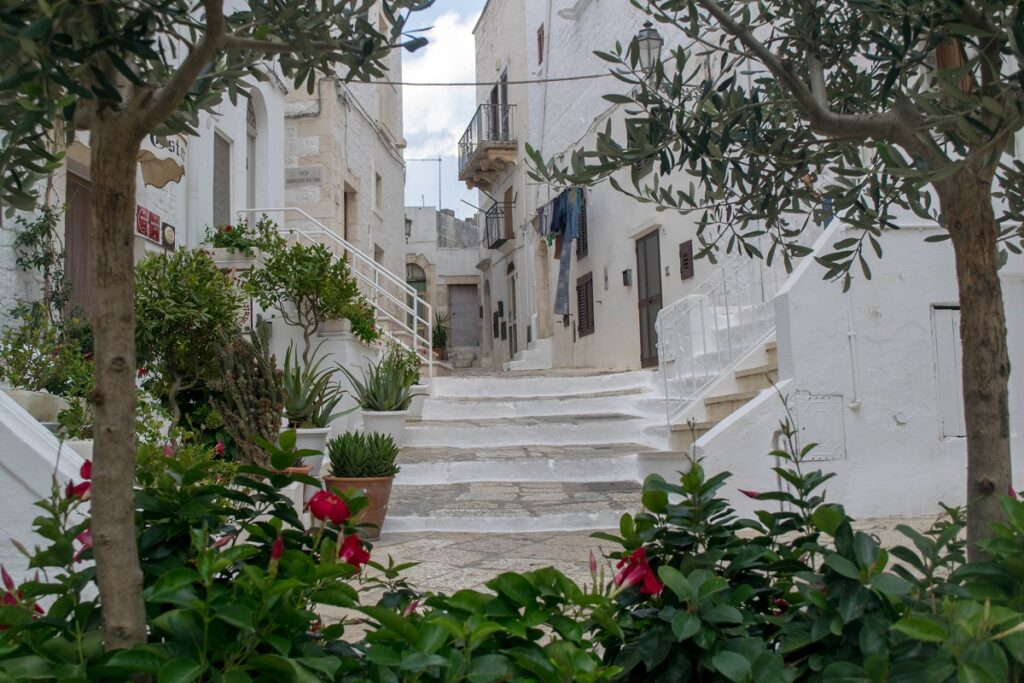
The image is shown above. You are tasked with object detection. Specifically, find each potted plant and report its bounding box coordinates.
[432,311,449,361]
[204,214,284,270]
[338,355,416,446]
[0,310,72,422]
[245,241,379,367]
[281,341,349,475]
[387,342,429,421]
[324,431,400,540]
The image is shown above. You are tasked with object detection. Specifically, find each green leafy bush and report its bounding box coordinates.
[386,340,421,386]
[203,214,285,256]
[135,248,243,426]
[338,355,416,412]
[327,431,400,478]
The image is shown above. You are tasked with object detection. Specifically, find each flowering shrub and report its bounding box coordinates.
[203,215,285,256]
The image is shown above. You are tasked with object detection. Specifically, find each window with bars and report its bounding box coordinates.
[576,272,595,337]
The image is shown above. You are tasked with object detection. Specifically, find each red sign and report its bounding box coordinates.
[136,205,163,245]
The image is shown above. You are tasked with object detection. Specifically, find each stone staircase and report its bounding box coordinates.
[384,369,671,534]
[669,340,778,451]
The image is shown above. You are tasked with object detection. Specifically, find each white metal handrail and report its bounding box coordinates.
[239,207,434,381]
[655,253,777,407]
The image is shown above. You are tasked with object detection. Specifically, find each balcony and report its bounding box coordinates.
[483,203,512,249]
[458,103,517,191]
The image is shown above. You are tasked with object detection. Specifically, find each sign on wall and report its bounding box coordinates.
[136,205,162,244]
[286,166,324,187]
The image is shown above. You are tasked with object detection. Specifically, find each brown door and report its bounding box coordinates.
[507,267,518,357]
[636,231,662,368]
[65,173,93,320]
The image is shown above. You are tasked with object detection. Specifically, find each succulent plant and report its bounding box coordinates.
[326,431,400,478]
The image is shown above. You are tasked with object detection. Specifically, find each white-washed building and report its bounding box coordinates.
[463,0,1024,517]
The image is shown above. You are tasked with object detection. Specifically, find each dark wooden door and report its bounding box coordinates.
[636,231,662,368]
[65,173,93,320]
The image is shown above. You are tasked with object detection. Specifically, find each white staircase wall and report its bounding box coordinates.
[695,222,1024,519]
[0,392,86,583]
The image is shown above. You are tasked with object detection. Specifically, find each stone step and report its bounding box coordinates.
[668,419,718,451]
[395,443,652,485]
[704,390,760,422]
[420,390,656,420]
[431,370,657,399]
[384,480,642,533]
[403,413,657,449]
[734,363,779,392]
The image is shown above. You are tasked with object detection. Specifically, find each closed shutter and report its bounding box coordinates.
[575,189,589,259]
[65,174,93,320]
[503,186,514,240]
[213,132,231,226]
[576,272,595,337]
[679,240,694,280]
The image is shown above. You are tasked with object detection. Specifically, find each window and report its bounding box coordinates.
[213,132,231,226]
[537,25,545,64]
[375,173,382,211]
[575,190,589,259]
[406,263,427,327]
[576,272,595,337]
[503,186,514,240]
[932,306,966,438]
[246,99,257,218]
[343,185,356,242]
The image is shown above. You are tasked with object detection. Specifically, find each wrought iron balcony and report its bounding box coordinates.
[483,203,512,249]
[458,103,517,192]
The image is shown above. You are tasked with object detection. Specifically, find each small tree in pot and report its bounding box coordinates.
[338,355,416,446]
[324,431,400,540]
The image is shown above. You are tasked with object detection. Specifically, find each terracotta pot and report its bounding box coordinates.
[323,475,394,540]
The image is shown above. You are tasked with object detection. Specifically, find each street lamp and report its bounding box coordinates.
[636,21,664,76]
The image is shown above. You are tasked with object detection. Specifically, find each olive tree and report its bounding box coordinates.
[531,0,1023,557]
[0,0,428,649]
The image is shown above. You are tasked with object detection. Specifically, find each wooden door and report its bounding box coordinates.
[448,285,481,347]
[636,231,662,368]
[65,173,93,320]
[507,271,519,357]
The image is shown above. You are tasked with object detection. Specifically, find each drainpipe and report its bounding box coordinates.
[845,287,861,410]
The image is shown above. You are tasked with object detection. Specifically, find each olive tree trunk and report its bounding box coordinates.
[88,121,148,649]
[939,171,1013,560]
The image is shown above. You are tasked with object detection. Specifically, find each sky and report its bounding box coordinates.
[401,0,485,219]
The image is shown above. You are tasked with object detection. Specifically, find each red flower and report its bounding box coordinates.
[73,529,93,563]
[80,460,92,480]
[212,533,235,550]
[1010,485,1018,499]
[224,225,233,232]
[65,481,90,500]
[214,441,225,456]
[306,490,350,525]
[771,596,790,615]
[614,547,663,596]
[739,489,762,499]
[137,367,148,378]
[270,536,284,561]
[0,565,43,629]
[338,535,370,569]
[402,599,421,617]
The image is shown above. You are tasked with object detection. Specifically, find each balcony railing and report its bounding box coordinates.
[458,104,517,189]
[484,203,511,249]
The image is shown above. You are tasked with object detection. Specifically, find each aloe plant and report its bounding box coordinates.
[282,341,344,428]
[338,355,415,412]
[327,431,400,478]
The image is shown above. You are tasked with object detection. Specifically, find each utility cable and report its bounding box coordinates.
[372,73,616,87]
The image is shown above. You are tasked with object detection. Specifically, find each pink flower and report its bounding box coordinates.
[163,444,174,457]
[589,549,598,577]
[739,489,762,499]
[306,491,350,526]
[270,536,284,561]
[1010,485,1018,499]
[614,547,663,596]
[338,535,371,569]
[214,441,225,456]
[0,565,43,629]
[211,534,235,550]
[80,460,91,480]
[73,529,93,563]
[402,599,421,617]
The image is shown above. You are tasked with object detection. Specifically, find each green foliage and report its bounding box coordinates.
[244,242,373,360]
[135,248,242,423]
[203,214,286,256]
[208,327,285,467]
[530,1,1024,285]
[281,341,348,429]
[327,431,400,478]
[11,205,73,324]
[386,340,422,386]
[432,311,449,349]
[338,355,416,412]
[0,308,62,391]
[0,1,428,213]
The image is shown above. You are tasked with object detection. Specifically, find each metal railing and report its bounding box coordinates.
[458,103,516,175]
[483,203,510,249]
[655,254,778,404]
[239,207,433,382]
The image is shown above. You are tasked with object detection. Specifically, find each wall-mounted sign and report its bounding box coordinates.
[286,166,324,187]
[136,205,162,244]
[161,222,177,250]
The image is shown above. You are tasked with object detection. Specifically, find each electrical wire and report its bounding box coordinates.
[372,73,616,87]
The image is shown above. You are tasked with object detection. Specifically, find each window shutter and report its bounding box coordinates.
[679,240,694,280]
[213,133,231,226]
[576,272,595,337]
[576,190,589,259]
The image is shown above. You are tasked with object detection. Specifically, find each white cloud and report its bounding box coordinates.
[402,11,480,160]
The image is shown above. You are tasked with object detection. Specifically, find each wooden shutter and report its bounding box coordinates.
[65,173,93,320]
[213,132,231,226]
[503,186,514,240]
[575,189,589,259]
[576,272,595,337]
[679,240,694,280]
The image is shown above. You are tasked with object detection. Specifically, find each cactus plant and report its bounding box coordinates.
[209,327,284,468]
